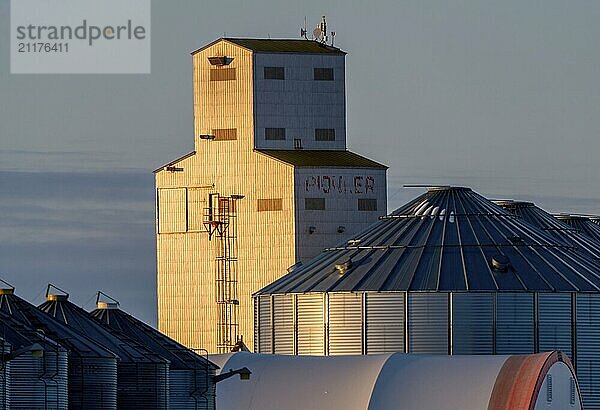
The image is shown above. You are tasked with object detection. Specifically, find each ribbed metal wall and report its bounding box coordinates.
[496,293,534,354]
[328,293,362,355]
[257,296,272,354]
[538,293,573,359]
[365,293,404,354]
[68,356,118,410]
[408,293,448,354]
[452,293,494,354]
[117,363,169,410]
[296,294,324,355]
[170,369,214,410]
[576,294,600,410]
[0,341,9,409]
[272,295,294,354]
[9,347,68,410]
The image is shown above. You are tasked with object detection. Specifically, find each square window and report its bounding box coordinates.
[314,67,334,81]
[265,128,286,140]
[315,129,335,141]
[264,66,284,80]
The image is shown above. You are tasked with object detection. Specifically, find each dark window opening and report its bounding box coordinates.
[305,198,326,210]
[314,67,334,81]
[210,68,236,81]
[315,128,335,141]
[212,128,237,140]
[358,198,377,211]
[265,128,286,140]
[264,66,284,80]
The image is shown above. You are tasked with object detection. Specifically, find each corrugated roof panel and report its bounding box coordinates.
[256,150,387,169]
[223,38,345,54]
[495,201,600,261]
[90,306,218,370]
[555,214,600,243]
[255,187,600,295]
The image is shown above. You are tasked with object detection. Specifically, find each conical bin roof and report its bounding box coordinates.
[555,214,600,243]
[256,187,600,295]
[90,301,217,371]
[494,200,600,261]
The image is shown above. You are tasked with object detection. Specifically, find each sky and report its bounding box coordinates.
[1,0,599,325]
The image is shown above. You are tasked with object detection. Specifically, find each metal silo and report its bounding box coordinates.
[89,294,218,410]
[0,301,68,410]
[0,338,9,409]
[494,200,600,261]
[38,289,170,410]
[555,214,600,243]
[253,187,600,409]
[0,286,118,410]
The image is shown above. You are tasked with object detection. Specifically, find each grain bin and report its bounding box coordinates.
[494,200,600,261]
[90,296,218,410]
[39,290,170,410]
[254,187,600,408]
[0,286,118,409]
[556,214,600,243]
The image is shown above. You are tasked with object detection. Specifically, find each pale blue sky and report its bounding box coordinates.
[1,0,599,324]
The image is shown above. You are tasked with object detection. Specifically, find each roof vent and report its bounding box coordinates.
[0,279,15,295]
[508,235,524,244]
[335,260,352,275]
[46,284,69,301]
[95,291,120,310]
[491,255,510,272]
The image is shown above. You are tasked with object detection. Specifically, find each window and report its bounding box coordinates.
[210,68,236,81]
[314,67,334,81]
[358,198,377,211]
[305,198,325,210]
[212,128,237,141]
[265,128,286,140]
[264,66,284,80]
[294,139,303,149]
[315,129,335,141]
[257,198,283,212]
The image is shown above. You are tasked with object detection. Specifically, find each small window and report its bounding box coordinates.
[257,198,283,212]
[265,128,286,140]
[305,198,325,210]
[264,67,284,80]
[294,139,303,149]
[358,198,377,211]
[212,128,237,141]
[315,129,335,141]
[210,68,236,81]
[314,67,334,81]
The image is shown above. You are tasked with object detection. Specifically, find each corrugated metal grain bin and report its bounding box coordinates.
[90,298,218,410]
[254,187,600,408]
[0,287,118,410]
[2,309,69,410]
[0,338,10,409]
[495,200,600,261]
[39,293,169,410]
[555,214,600,243]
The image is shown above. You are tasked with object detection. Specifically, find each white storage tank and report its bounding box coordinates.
[209,351,582,410]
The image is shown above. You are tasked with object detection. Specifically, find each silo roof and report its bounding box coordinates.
[90,304,218,370]
[192,38,346,55]
[555,214,600,243]
[256,187,600,295]
[494,200,600,260]
[0,291,116,358]
[39,296,168,364]
[257,150,387,169]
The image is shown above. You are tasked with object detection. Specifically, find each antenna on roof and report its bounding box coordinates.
[300,17,308,39]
